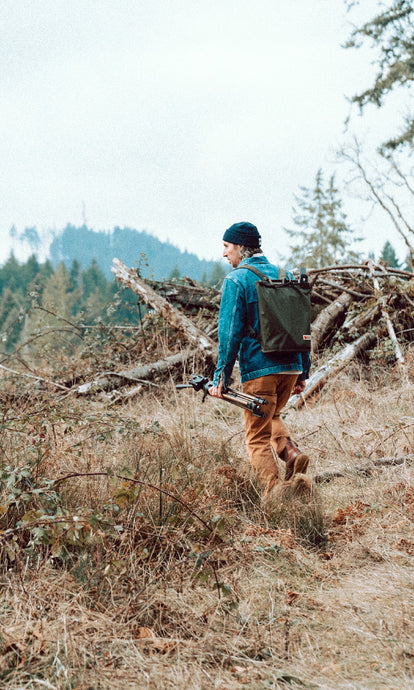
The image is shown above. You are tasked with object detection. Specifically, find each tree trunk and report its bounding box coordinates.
[147,280,220,310]
[311,292,353,354]
[314,454,414,484]
[342,302,380,334]
[76,350,196,394]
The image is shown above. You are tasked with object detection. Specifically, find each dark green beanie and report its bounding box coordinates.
[223,222,261,247]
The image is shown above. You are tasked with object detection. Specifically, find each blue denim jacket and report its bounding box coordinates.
[212,255,311,387]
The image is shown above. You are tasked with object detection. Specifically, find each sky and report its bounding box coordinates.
[1,0,411,267]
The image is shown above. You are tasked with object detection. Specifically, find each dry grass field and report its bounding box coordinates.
[0,347,413,689]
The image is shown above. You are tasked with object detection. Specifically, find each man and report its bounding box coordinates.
[209,221,311,497]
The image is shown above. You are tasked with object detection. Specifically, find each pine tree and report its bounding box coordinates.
[20,255,41,291]
[379,241,401,268]
[208,262,227,287]
[69,259,82,292]
[22,262,82,359]
[346,1,414,150]
[41,263,79,317]
[285,170,361,269]
[0,254,22,296]
[82,259,109,301]
[0,288,25,352]
[403,252,413,272]
[168,265,181,280]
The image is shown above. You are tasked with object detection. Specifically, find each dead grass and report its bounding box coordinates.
[0,354,414,689]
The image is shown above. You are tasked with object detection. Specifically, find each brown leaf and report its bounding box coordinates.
[287,590,300,605]
[136,626,157,639]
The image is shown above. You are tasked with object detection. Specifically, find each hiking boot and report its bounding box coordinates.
[279,439,310,481]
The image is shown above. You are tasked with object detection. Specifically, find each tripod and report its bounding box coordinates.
[176,375,268,418]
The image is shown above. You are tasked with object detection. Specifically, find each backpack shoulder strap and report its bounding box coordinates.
[234,264,284,281]
[232,264,280,341]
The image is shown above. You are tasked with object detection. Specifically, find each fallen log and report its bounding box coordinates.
[75,350,196,394]
[308,264,414,279]
[107,385,143,406]
[318,278,368,300]
[147,279,221,310]
[112,259,217,355]
[311,292,353,354]
[314,454,414,484]
[0,363,67,391]
[289,330,378,409]
[342,302,380,334]
[312,290,333,305]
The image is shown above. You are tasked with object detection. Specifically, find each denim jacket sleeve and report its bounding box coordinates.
[212,277,246,388]
[299,352,311,381]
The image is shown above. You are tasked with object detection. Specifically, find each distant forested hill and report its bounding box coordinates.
[49,224,226,283]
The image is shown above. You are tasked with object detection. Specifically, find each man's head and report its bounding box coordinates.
[222,222,262,267]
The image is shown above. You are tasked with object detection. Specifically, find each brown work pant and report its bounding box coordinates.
[242,373,298,495]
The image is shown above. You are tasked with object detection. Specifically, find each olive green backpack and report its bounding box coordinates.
[234,265,311,354]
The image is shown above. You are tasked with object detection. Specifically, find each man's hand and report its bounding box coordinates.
[291,380,306,396]
[209,381,224,398]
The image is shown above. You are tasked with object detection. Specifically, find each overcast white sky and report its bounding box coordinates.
[1,0,409,266]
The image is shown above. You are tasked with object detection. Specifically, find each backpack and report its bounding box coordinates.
[234,264,311,354]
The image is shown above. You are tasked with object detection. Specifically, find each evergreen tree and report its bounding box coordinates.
[168,265,181,280]
[41,263,77,316]
[403,252,413,272]
[82,259,108,301]
[208,262,227,288]
[346,1,414,150]
[26,259,55,306]
[379,241,401,268]
[69,259,82,292]
[40,260,54,282]
[0,254,22,296]
[108,283,142,324]
[285,169,361,269]
[20,254,41,289]
[81,288,107,324]
[0,288,25,352]
[22,262,83,358]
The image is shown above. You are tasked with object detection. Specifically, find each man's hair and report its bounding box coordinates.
[240,245,263,260]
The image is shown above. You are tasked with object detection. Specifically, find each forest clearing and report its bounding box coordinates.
[0,259,413,690]
[3,1,414,687]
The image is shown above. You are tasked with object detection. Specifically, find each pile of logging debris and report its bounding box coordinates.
[107,258,413,405]
[3,258,410,402]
